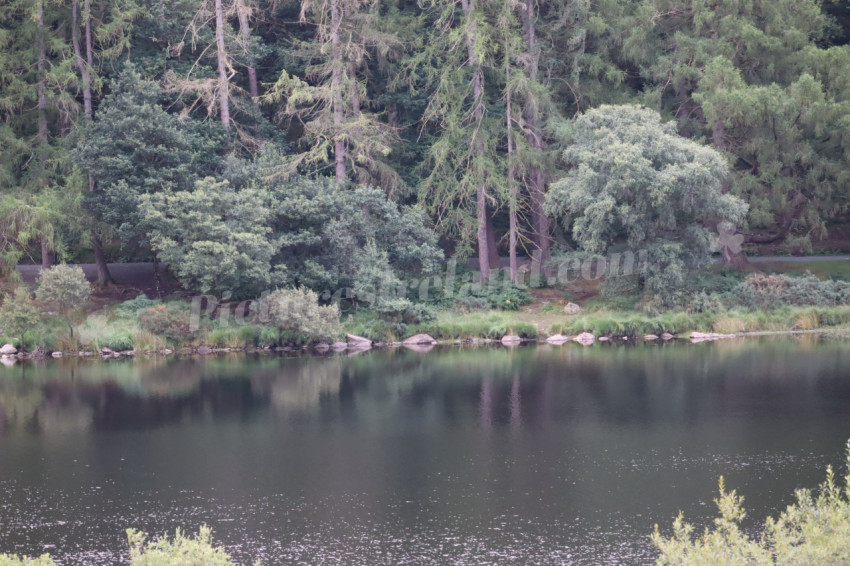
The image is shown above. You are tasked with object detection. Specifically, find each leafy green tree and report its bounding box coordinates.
[139,169,442,298]
[545,105,747,303]
[0,288,43,347]
[267,179,443,294]
[76,65,222,256]
[139,177,284,297]
[625,0,827,121]
[35,264,91,336]
[70,0,143,285]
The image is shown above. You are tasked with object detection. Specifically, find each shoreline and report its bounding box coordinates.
[3,327,849,365]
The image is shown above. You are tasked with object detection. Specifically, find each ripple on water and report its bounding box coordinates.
[0,483,662,565]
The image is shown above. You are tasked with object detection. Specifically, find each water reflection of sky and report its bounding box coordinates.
[1,337,849,564]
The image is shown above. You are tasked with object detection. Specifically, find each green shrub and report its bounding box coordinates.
[0,287,43,346]
[402,303,437,324]
[653,441,850,565]
[413,312,538,340]
[127,525,243,566]
[454,295,491,311]
[731,272,850,310]
[686,291,725,314]
[139,303,197,345]
[0,526,252,566]
[205,325,261,348]
[487,286,533,310]
[549,311,706,337]
[257,326,281,347]
[104,333,134,351]
[0,555,56,566]
[115,295,161,320]
[266,287,342,343]
[453,284,533,311]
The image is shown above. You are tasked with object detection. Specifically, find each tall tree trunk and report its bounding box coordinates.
[92,237,113,284]
[461,0,490,280]
[234,0,259,105]
[387,102,399,128]
[712,116,728,153]
[521,0,549,264]
[40,237,52,269]
[215,0,231,130]
[36,0,47,146]
[349,61,362,178]
[72,1,92,118]
[485,210,500,270]
[74,0,115,285]
[331,0,346,184]
[37,0,52,269]
[506,55,518,284]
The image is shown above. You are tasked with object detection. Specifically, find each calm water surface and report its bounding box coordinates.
[1,337,850,564]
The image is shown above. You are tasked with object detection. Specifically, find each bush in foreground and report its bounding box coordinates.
[0,526,254,566]
[0,556,55,565]
[127,525,252,566]
[653,440,850,565]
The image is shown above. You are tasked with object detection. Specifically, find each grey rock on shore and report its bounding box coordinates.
[0,344,18,356]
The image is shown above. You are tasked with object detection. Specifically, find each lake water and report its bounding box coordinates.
[1,337,849,565]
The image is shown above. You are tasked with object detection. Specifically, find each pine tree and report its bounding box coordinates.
[264,0,401,191]
[407,0,506,278]
[622,0,839,254]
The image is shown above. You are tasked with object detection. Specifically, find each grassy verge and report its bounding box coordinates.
[413,311,539,340]
[8,300,850,355]
[550,305,850,337]
[343,305,850,343]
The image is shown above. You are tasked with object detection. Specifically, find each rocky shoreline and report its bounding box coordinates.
[0,330,754,365]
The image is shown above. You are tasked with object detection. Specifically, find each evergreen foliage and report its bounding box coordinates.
[2,0,850,302]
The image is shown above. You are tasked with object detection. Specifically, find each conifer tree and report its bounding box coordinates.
[265,0,401,191]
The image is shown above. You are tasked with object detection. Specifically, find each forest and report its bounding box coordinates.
[2,0,850,325]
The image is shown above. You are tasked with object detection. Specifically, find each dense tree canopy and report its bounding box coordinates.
[546,105,747,302]
[1,0,849,299]
[141,174,442,299]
